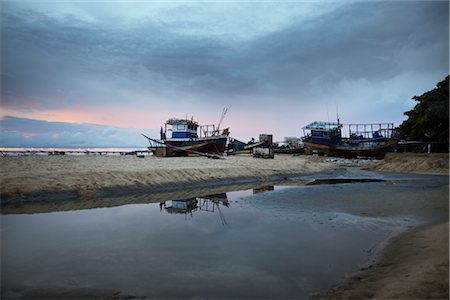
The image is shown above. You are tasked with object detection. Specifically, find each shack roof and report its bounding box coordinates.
[303,121,342,131]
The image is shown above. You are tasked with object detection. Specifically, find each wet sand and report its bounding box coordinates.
[320,221,449,299]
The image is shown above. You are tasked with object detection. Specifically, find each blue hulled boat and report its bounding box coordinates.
[143,112,230,156]
[302,121,398,158]
[160,117,229,154]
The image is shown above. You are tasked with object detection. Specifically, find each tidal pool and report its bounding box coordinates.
[2,175,448,299]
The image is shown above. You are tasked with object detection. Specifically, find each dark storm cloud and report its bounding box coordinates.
[237,1,448,98]
[1,9,143,109]
[1,7,256,110]
[1,1,448,123]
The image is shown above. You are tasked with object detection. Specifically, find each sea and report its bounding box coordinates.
[0,147,150,156]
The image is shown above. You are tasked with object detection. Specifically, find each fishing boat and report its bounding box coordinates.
[302,121,398,158]
[143,109,230,157]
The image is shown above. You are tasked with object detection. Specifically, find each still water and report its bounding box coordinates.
[2,182,431,299]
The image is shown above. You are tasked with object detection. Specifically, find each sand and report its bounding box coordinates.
[0,154,329,202]
[321,221,449,299]
[370,153,449,175]
[1,152,448,203]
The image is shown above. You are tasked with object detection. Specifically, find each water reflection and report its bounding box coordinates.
[2,182,285,215]
[160,193,230,225]
[199,193,230,226]
[3,176,445,300]
[160,198,198,214]
[253,185,274,194]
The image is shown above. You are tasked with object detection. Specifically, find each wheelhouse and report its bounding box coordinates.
[164,118,199,139]
[302,121,343,146]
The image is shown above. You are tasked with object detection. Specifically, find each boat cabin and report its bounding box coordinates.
[303,121,343,146]
[164,118,199,139]
[161,117,224,140]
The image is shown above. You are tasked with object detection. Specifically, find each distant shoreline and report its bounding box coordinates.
[0,147,150,156]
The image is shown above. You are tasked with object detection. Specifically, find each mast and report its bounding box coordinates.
[335,99,340,125]
[216,107,229,131]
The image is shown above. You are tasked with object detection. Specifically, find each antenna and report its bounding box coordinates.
[326,103,330,123]
[335,99,340,124]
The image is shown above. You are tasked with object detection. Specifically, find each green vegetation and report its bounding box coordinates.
[399,76,449,146]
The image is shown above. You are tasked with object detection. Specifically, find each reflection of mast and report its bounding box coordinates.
[215,202,228,226]
[198,193,229,226]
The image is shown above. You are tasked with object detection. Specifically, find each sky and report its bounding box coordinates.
[1,0,448,147]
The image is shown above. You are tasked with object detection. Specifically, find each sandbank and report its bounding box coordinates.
[0,154,329,203]
[370,152,449,175]
[1,152,448,203]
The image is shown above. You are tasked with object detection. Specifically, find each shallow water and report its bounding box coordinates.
[1,173,448,299]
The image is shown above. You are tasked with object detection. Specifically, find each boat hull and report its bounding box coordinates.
[304,138,398,158]
[164,135,228,155]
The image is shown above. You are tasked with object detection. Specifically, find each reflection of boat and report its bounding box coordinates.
[160,193,229,224]
[144,110,230,157]
[161,198,199,214]
[302,121,398,158]
[253,186,274,194]
[198,193,229,225]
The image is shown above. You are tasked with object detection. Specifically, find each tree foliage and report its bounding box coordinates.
[398,76,449,145]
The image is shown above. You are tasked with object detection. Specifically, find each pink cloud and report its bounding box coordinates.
[1,105,168,129]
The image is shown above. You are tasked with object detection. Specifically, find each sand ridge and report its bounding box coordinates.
[0,154,329,201]
[370,153,449,175]
[1,153,448,201]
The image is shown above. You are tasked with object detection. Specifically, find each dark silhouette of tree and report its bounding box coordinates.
[399,76,449,146]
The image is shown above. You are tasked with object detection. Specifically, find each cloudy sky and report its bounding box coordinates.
[1,1,448,147]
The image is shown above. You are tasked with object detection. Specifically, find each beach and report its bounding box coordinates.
[1,153,447,202]
[1,153,448,299]
[321,222,449,299]
[0,154,329,202]
[370,153,449,175]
